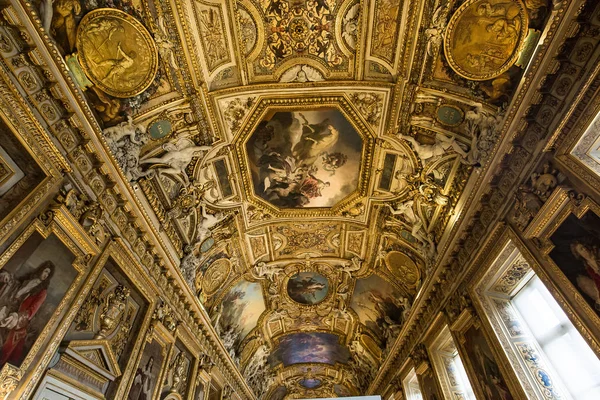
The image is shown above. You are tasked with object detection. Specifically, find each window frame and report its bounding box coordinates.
[429,324,477,400]
[472,226,600,400]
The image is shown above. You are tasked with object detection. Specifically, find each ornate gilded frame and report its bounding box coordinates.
[231,95,377,218]
[470,224,600,400]
[0,207,97,399]
[90,241,162,400]
[0,69,65,243]
[449,307,526,400]
[524,192,600,350]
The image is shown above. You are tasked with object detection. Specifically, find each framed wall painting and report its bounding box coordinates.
[0,207,97,399]
[81,240,159,400]
[528,194,600,351]
[450,309,517,400]
[127,328,170,400]
[0,79,65,243]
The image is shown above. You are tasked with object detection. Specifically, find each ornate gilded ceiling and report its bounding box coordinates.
[22,0,570,397]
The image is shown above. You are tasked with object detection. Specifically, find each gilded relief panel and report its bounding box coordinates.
[245,0,351,80]
[194,1,233,74]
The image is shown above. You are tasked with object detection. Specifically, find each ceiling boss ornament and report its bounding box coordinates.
[75,9,159,98]
[443,0,529,80]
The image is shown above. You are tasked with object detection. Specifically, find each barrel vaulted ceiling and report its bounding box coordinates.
[17,0,598,397]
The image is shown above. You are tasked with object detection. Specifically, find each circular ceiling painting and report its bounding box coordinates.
[76,9,158,98]
[443,0,528,81]
[245,108,363,208]
[287,272,329,305]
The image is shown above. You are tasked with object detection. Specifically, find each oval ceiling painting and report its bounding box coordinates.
[444,0,529,80]
[246,108,363,208]
[287,271,329,305]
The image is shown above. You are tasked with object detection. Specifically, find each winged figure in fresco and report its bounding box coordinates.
[247,111,355,207]
[292,113,340,166]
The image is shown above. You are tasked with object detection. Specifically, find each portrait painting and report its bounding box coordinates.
[462,324,513,400]
[128,338,165,400]
[0,121,45,224]
[245,108,363,208]
[268,332,350,367]
[0,231,77,368]
[549,211,600,315]
[217,280,265,351]
[350,274,409,339]
[286,272,329,305]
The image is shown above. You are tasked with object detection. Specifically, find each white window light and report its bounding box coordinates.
[513,276,600,400]
[402,368,423,400]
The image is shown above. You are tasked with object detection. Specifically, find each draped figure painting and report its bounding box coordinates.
[246,108,363,208]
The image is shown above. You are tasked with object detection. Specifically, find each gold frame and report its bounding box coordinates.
[526,194,600,349]
[0,75,64,243]
[450,308,526,400]
[470,224,600,400]
[90,241,160,400]
[231,95,377,218]
[0,207,97,399]
[124,320,173,400]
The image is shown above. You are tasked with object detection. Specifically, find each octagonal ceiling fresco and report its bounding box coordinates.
[245,108,363,208]
[28,0,570,396]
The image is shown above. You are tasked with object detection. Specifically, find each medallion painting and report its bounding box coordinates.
[549,211,600,315]
[217,280,266,350]
[245,109,363,208]
[444,0,529,80]
[76,9,159,98]
[286,272,329,305]
[268,332,350,367]
[350,274,408,340]
[0,232,76,368]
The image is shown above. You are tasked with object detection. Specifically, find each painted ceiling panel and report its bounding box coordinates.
[25,0,578,396]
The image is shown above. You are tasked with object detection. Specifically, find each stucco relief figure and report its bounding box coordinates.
[251,261,282,282]
[103,116,151,181]
[387,201,436,259]
[139,138,212,185]
[51,0,81,51]
[464,103,504,165]
[196,204,227,245]
[39,0,54,32]
[400,133,468,165]
[0,262,54,367]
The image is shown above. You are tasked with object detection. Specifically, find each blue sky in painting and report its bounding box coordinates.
[269,332,350,367]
